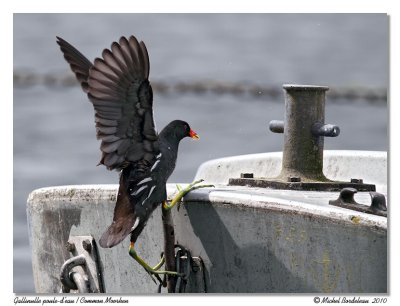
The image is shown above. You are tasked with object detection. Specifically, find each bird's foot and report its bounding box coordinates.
[129,243,182,285]
[163,179,214,211]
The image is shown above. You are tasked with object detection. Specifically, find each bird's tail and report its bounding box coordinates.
[99,172,136,248]
[99,217,134,248]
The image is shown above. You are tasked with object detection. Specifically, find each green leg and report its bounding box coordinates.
[129,242,181,284]
[130,180,213,284]
[163,179,214,211]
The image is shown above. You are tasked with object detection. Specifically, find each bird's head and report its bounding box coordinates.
[162,120,199,142]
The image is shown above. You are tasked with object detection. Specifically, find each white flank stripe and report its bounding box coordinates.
[131,218,140,231]
[131,185,147,196]
[156,153,162,159]
[150,160,160,172]
[137,177,152,185]
[142,185,156,206]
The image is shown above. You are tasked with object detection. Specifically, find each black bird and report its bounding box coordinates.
[56,35,209,278]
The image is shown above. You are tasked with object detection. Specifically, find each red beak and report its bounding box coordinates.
[189,129,199,140]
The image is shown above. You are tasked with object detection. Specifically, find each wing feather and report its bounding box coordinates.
[88,36,159,170]
[93,57,121,81]
[95,116,118,127]
[56,36,93,93]
[100,139,125,153]
[57,35,159,171]
[140,42,150,79]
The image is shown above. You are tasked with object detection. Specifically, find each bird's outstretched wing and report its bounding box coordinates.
[57,36,159,171]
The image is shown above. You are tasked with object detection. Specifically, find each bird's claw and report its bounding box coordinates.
[165,179,214,211]
[145,267,184,286]
[146,270,163,284]
[129,245,181,285]
[176,184,183,211]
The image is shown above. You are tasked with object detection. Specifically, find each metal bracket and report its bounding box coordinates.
[329,188,387,217]
[175,255,206,293]
[229,175,376,192]
[159,245,206,293]
[60,235,104,293]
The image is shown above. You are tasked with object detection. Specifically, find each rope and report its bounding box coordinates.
[14,71,387,103]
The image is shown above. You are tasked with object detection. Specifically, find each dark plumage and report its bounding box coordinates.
[56,36,198,249]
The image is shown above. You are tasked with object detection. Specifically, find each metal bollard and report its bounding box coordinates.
[272,84,339,181]
[230,84,375,191]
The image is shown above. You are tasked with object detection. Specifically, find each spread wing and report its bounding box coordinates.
[57,36,159,171]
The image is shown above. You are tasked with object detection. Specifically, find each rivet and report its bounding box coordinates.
[82,239,92,252]
[66,241,75,252]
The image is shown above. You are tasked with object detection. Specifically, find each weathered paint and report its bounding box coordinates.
[172,188,386,293]
[27,150,387,293]
[195,150,387,193]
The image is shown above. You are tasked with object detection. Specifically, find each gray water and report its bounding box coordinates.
[13,13,388,293]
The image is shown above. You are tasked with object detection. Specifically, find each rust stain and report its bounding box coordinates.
[311,250,340,293]
[351,216,361,224]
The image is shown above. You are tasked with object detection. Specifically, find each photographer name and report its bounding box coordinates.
[321,297,369,303]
